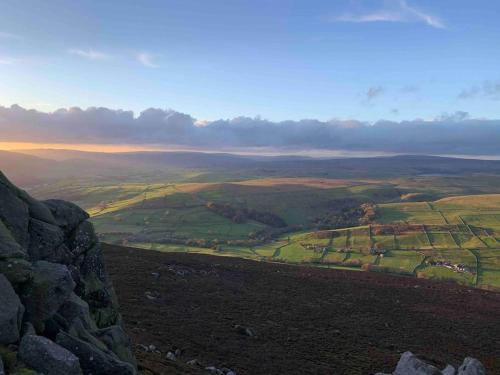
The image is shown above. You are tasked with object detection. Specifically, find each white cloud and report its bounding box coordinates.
[0,31,21,40]
[335,0,445,29]
[2,104,500,155]
[365,86,384,101]
[68,49,111,61]
[459,81,500,101]
[0,57,18,65]
[136,52,159,68]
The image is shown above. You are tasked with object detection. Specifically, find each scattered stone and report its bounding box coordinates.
[378,352,487,375]
[458,357,486,375]
[393,351,442,375]
[173,347,182,357]
[166,351,177,361]
[205,366,224,375]
[145,291,160,300]
[234,324,255,337]
[187,359,201,367]
[18,334,82,375]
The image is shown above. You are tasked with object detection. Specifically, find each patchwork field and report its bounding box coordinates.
[27,172,500,291]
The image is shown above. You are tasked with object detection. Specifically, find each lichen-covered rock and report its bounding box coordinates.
[0,171,136,374]
[0,258,32,287]
[58,293,98,332]
[23,261,75,328]
[56,331,136,375]
[27,219,67,263]
[0,175,30,250]
[43,200,89,235]
[0,275,24,344]
[95,325,137,368]
[19,334,82,375]
[0,221,26,260]
[69,221,98,257]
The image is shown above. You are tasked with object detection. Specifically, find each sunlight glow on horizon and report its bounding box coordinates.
[0,142,175,153]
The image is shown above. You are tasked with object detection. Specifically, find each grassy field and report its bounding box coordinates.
[27,173,500,290]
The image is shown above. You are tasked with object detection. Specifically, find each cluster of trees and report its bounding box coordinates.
[313,201,364,229]
[312,200,377,231]
[359,203,376,225]
[127,233,266,249]
[206,202,287,228]
[249,225,304,242]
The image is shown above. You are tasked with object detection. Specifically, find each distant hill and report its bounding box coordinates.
[4,149,500,187]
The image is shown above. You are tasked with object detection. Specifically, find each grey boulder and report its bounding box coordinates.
[23,261,75,327]
[27,219,66,262]
[44,199,89,235]
[56,331,136,375]
[394,352,442,375]
[0,175,30,249]
[58,292,98,331]
[0,274,24,344]
[95,325,137,368]
[458,357,486,375]
[0,220,26,259]
[442,364,456,375]
[19,334,83,375]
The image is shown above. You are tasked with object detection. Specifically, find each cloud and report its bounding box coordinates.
[459,80,500,101]
[400,85,419,93]
[68,49,111,61]
[136,52,159,68]
[436,111,470,122]
[335,0,445,29]
[0,57,18,65]
[1,104,500,155]
[364,86,384,103]
[0,31,21,40]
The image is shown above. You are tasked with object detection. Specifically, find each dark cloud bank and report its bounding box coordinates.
[1,104,500,155]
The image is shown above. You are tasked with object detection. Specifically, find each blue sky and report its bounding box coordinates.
[0,0,499,122]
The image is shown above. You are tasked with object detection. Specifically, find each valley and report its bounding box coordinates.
[12,150,500,291]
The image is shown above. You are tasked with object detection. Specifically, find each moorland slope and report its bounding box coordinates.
[104,244,500,375]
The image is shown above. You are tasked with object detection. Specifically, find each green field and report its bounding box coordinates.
[28,172,500,291]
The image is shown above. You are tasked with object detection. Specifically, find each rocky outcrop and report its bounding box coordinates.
[377,351,487,375]
[0,171,136,374]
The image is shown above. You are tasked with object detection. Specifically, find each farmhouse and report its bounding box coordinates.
[428,260,475,275]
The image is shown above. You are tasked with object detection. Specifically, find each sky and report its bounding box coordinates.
[0,0,499,122]
[0,0,499,155]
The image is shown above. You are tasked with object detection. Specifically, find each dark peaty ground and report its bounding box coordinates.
[103,244,500,375]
